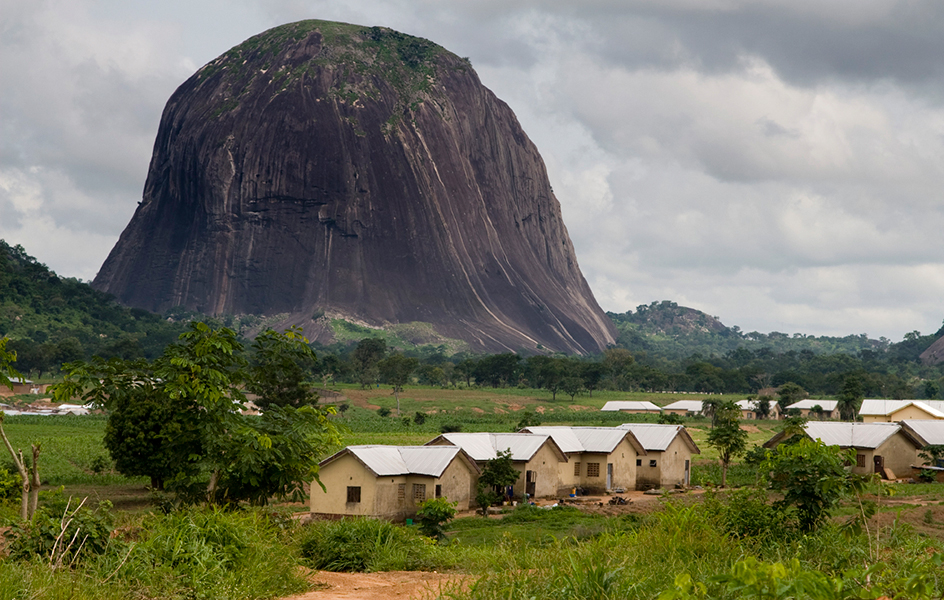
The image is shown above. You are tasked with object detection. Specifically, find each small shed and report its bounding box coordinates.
[519,426,646,494]
[784,399,838,420]
[617,423,701,489]
[858,400,944,423]
[311,445,479,521]
[600,401,662,414]
[426,432,567,500]
[763,421,922,477]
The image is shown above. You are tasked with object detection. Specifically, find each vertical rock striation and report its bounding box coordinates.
[94,20,616,354]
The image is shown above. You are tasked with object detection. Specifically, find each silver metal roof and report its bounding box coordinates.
[859,400,944,418]
[327,445,464,477]
[736,399,779,409]
[803,421,902,449]
[661,400,705,412]
[899,419,944,446]
[600,401,661,412]
[788,399,838,411]
[433,432,552,461]
[521,426,639,454]
[618,423,695,452]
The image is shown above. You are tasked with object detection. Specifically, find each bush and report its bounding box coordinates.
[5,495,115,566]
[298,518,447,572]
[705,488,791,541]
[0,465,18,501]
[416,497,457,541]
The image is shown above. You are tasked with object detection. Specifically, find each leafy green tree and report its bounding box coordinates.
[0,337,18,390]
[476,449,519,516]
[378,352,418,416]
[658,412,684,425]
[453,358,476,387]
[924,380,941,400]
[579,362,608,397]
[351,338,386,389]
[245,327,319,409]
[415,497,457,541]
[413,411,426,425]
[837,374,864,420]
[706,400,748,487]
[603,348,634,391]
[561,376,584,401]
[754,395,773,419]
[473,353,521,388]
[762,438,852,531]
[776,382,807,407]
[53,322,340,505]
[701,396,724,425]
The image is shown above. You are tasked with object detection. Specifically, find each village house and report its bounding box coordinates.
[617,423,700,489]
[899,420,944,481]
[425,432,567,500]
[311,445,479,521]
[660,400,705,417]
[763,421,922,478]
[736,398,780,420]
[600,401,662,415]
[858,400,944,423]
[0,378,48,396]
[785,399,839,420]
[518,426,646,495]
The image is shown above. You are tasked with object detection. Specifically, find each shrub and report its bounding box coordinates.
[298,518,447,572]
[5,496,115,566]
[416,497,457,541]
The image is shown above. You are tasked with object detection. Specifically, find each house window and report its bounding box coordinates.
[649,460,657,468]
[413,483,426,502]
[636,459,642,467]
[574,462,581,476]
[856,454,866,468]
[587,463,600,478]
[398,484,405,503]
[346,486,361,503]
[435,484,442,498]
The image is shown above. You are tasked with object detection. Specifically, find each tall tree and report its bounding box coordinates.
[706,400,748,487]
[777,382,807,408]
[54,322,340,505]
[246,327,319,409]
[837,374,864,421]
[378,352,418,416]
[351,338,386,389]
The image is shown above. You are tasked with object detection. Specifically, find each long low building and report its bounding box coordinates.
[600,401,662,414]
[311,445,480,521]
[785,399,838,419]
[858,400,944,422]
[519,426,646,494]
[661,400,705,416]
[618,423,700,489]
[425,432,567,500]
[764,421,922,477]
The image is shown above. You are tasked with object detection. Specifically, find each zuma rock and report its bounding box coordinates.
[93,20,616,354]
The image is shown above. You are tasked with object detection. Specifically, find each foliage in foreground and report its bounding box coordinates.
[0,505,307,600]
[298,517,449,572]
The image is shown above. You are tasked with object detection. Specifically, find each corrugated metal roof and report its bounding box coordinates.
[325,445,463,477]
[522,426,636,454]
[788,399,838,411]
[600,401,661,412]
[435,433,551,461]
[803,422,901,449]
[618,423,686,451]
[661,400,705,412]
[899,420,944,446]
[859,400,944,418]
[736,399,779,409]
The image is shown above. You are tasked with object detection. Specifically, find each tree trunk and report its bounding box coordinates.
[0,416,31,521]
[721,459,728,488]
[28,444,40,518]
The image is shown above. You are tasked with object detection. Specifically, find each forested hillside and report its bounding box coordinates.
[0,240,187,375]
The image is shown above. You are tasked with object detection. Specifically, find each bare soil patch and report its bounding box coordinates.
[285,570,465,600]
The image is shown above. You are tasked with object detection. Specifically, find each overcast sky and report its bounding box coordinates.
[3,0,944,341]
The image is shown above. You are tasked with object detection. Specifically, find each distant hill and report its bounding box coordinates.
[0,240,187,374]
[609,300,894,361]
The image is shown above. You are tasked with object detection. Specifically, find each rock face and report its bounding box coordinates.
[94,20,616,354]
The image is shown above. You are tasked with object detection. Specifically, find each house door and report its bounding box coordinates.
[874,455,884,476]
[525,470,537,496]
[606,463,613,489]
[684,460,691,485]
